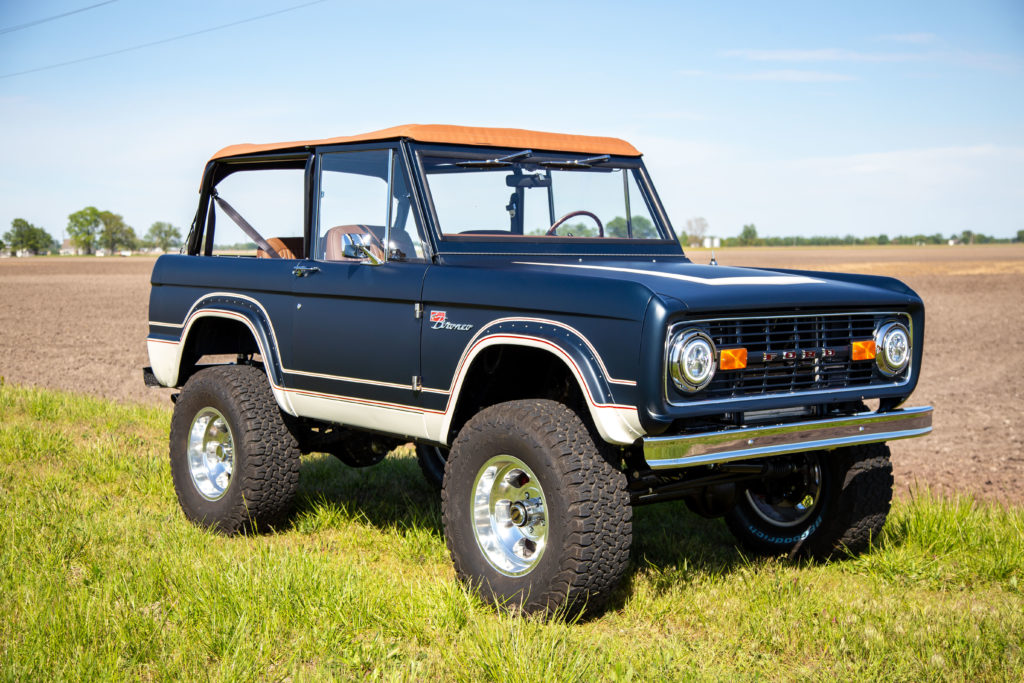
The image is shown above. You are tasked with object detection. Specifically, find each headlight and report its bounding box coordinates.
[875,321,910,376]
[669,329,716,392]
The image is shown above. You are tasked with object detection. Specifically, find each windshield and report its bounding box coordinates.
[419,150,669,242]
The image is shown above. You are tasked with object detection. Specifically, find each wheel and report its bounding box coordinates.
[169,365,301,534]
[416,444,448,489]
[441,400,631,616]
[724,443,893,559]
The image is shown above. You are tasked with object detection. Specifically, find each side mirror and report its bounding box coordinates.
[341,232,382,265]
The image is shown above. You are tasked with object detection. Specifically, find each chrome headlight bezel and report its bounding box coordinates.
[875,321,911,377]
[668,328,717,393]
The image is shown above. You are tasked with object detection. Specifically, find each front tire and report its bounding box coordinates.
[724,443,893,559]
[416,444,448,489]
[169,365,301,534]
[441,400,631,616]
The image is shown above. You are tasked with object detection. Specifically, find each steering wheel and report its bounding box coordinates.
[546,210,604,237]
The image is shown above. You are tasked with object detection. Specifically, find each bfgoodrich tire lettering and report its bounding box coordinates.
[441,399,631,616]
[169,365,301,534]
[724,443,893,559]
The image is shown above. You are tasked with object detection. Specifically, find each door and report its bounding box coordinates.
[287,147,432,435]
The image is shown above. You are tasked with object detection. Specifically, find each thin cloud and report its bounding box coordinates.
[737,70,856,82]
[875,33,938,44]
[678,68,855,83]
[722,48,923,63]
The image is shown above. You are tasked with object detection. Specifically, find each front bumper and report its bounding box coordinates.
[643,406,932,470]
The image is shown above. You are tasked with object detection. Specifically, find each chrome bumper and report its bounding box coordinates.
[643,406,932,470]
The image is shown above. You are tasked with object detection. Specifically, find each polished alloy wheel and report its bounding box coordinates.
[187,407,235,501]
[471,454,548,576]
[745,461,822,528]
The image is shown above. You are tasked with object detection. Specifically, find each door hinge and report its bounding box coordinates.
[412,375,422,392]
[414,302,423,319]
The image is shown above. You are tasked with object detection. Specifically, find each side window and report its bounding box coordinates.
[211,168,305,258]
[318,149,427,262]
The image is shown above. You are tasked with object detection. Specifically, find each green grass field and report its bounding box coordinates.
[1,381,1021,681]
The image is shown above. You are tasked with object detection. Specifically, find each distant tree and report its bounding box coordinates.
[98,211,136,252]
[605,215,657,238]
[685,217,708,246]
[1017,229,1024,243]
[145,221,183,251]
[4,218,55,255]
[67,206,102,255]
[877,234,889,245]
[739,223,759,246]
[960,230,975,245]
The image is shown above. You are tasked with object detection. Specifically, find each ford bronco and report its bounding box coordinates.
[145,124,932,615]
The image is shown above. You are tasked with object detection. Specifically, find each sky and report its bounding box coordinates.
[1,0,1022,243]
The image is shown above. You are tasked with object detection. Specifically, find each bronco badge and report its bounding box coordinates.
[429,311,473,331]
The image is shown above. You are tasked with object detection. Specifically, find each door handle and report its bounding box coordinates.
[292,264,320,278]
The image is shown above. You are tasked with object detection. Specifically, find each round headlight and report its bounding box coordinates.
[669,329,717,392]
[875,321,910,376]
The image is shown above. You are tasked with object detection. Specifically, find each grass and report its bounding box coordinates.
[1,381,1021,681]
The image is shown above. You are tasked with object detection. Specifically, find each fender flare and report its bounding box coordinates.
[436,318,644,445]
[146,293,295,415]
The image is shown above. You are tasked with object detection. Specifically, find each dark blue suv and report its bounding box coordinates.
[146,125,932,615]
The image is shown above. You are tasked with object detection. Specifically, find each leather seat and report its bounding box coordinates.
[256,236,303,259]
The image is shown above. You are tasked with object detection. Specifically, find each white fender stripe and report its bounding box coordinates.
[514,261,824,286]
[148,292,645,445]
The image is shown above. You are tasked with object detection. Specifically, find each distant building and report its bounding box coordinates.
[61,239,85,256]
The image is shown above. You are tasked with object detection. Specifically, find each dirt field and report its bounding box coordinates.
[1,245,1022,503]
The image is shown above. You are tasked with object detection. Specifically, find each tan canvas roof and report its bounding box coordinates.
[210,124,641,161]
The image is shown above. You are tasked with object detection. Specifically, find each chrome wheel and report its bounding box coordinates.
[187,407,235,501]
[745,461,822,528]
[471,455,548,577]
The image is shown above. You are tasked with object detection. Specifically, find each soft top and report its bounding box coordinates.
[210,124,641,161]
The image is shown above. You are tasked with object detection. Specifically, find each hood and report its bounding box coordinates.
[503,257,921,313]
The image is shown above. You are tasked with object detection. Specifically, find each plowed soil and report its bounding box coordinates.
[1,245,1022,503]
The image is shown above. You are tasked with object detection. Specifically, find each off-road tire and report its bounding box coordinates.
[441,399,632,616]
[169,364,301,534]
[724,443,893,559]
[416,444,448,489]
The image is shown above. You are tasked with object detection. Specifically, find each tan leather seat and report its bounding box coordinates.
[324,225,385,262]
[256,236,303,259]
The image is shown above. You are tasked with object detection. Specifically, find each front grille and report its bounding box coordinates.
[670,312,909,402]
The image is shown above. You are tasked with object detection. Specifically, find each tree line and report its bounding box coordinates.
[1,209,182,256]
[679,220,1024,248]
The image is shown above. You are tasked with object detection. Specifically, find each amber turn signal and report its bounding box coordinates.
[719,347,748,371]
[851,340,876,361]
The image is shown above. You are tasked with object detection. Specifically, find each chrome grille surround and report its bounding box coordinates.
[664,311,913,407]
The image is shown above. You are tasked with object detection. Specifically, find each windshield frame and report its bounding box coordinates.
[410,143,683,256]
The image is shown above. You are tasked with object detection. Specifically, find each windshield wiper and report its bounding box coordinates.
[455,149,533,169]
[538,154,611,170]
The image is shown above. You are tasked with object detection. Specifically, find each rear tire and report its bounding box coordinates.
[169,365,301,534]
[441,399,631,616]
[724,443,893,559]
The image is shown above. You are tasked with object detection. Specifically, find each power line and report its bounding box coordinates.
[0,0,119,36]
[0,0,329,80]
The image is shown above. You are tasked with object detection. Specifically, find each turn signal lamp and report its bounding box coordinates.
[851,340,876,361]
[719,348,748,371]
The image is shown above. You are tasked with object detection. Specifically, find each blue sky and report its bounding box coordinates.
[1,0,1022,243]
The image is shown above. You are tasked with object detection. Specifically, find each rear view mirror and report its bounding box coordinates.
[506,173,550,188]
